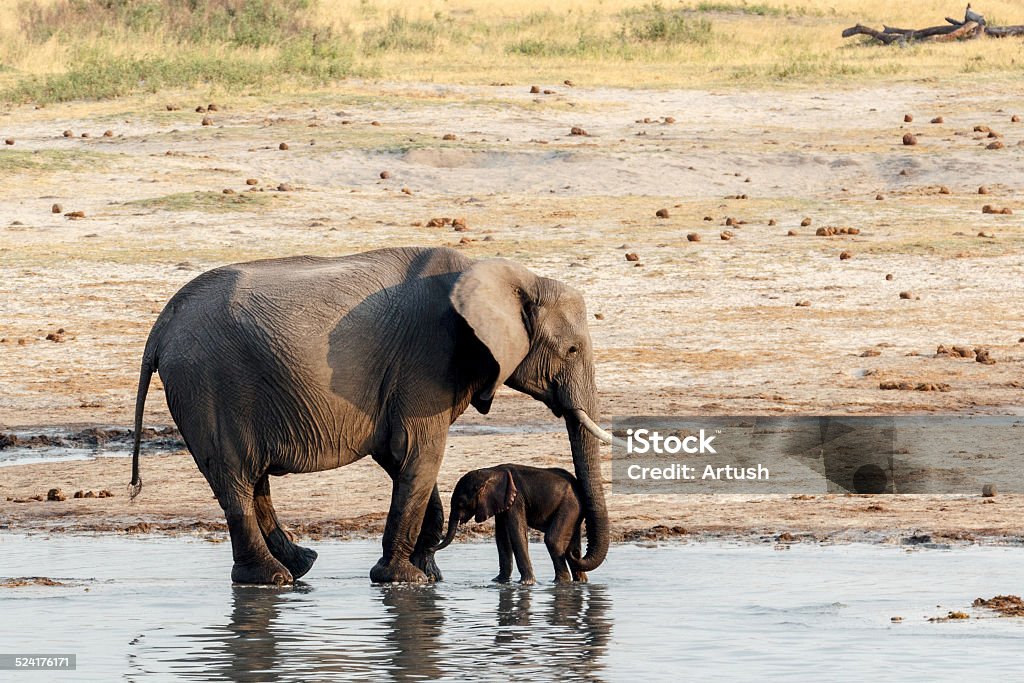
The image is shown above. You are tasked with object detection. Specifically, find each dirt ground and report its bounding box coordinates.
[1,81,1022,544]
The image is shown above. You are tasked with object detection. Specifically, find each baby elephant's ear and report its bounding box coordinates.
[474,469,518,522]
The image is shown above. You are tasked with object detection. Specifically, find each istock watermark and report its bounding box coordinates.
[611,416,1024,495]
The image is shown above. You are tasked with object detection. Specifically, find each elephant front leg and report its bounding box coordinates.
[493,514,514,583]
[371,445,443,584]
[410,484,444,582]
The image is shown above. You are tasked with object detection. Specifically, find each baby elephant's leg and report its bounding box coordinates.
[545,506,578,583]
[505,506,535,585]
[493,514,514,583]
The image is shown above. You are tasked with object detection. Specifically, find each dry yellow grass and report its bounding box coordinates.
[1,1,1023,98]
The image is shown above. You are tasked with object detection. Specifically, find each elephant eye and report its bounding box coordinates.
[568,345,579,354]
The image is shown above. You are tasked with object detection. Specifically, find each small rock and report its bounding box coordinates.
[51,203,62,213]
[899,291,915,300]
[201,116,212,126]
[979,186,990,194]
[938,186,950,194]
[207,103,219,112]
[570,127,587,136]
[885,273,893,280]
[196,105,206,113]
[84,490,96,498]
[787,230,797,236]
[452,217,468,231]
[64,211,85,219]
[876,193,884,200]
[245,178,258,185]
[401,187,412,195]
[279,142,289,150]
[978,230,994,238]
[974,125,992,133]
[860,349,881,357]
[81,132,90,138]
[720,230,734,240]
[594,313,604,320]
[664,116,676,124]
[686,232,701,242]
[891,616,903,623]
[442,133,456,141]
[987,141,1004,150]
[370,121,381,127]
[655,208,669,218]
[47,488,66,502]
[4,138,13,145]
[982,484,997,497]
[542,89,555,95]
[930,116,944,124]
[74,490,85,498]
[379,171,391,179]
[795,300,811,307]
[624,252,640,262]
[222,188,235,195]
[63,130,73,137]
[839,251,852,260]
[904,114,913,122]
[1012,115,1021,123]
[800,217,812,227]
[165,104,179,111]
[902,133,917,145]
[530,85,541,93]
[45,328,66,342]
[103,130,113,137]
[768,218,777,226]
[277,183,294,192]
[564,80,575,87]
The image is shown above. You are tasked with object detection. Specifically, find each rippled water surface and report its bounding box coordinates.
[2,536,1024,680]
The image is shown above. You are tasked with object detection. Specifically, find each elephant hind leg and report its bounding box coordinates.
[253,474,318,580]
[221,483,293,586]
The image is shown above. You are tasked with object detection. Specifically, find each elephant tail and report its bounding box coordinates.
[129,351,156,500]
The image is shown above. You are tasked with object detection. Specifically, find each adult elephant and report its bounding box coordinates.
[128,246,612,585]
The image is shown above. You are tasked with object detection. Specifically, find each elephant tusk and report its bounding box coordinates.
[571,409,629,449]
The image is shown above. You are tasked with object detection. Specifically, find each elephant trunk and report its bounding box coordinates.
[565,406,610,574]
[432,504,461,552]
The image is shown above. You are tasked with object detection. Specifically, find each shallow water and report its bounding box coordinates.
[2,536,1023,681]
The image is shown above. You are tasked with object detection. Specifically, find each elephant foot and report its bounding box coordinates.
[573,572,588,584]
[554,573,574,584]
[232,557,293,586]
[410,551,443,583]
[265,527,318,579]
[492,574,512,584]
[281,544,318,580]
[370,557,427,584]
[518,575,536,586]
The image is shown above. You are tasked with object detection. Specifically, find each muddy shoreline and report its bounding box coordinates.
[3,426,1022,547]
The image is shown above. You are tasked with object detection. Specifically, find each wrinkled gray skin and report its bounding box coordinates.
[129,246,609,585]
[433,464,588,585]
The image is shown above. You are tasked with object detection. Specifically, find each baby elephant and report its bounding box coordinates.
[433,464,587,584]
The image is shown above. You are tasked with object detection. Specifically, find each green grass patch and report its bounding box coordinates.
[0,148,111,172]
[125,190,279,213]
[4,43,361,103]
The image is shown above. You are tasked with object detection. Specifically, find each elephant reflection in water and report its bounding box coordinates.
[197,582,608,682]
[202,585,306,682]
[378,586,447,682]
[494,584,612,679]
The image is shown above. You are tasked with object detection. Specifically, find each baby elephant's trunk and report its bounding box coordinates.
[431,505,461,552]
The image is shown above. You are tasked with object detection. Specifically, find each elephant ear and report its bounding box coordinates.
[450,259,533,414]
[474,469,518,522]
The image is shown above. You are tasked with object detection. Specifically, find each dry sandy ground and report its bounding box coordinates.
[1,81,1023,545]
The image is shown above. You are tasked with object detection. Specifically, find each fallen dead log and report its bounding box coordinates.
[843,4,1024,44]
